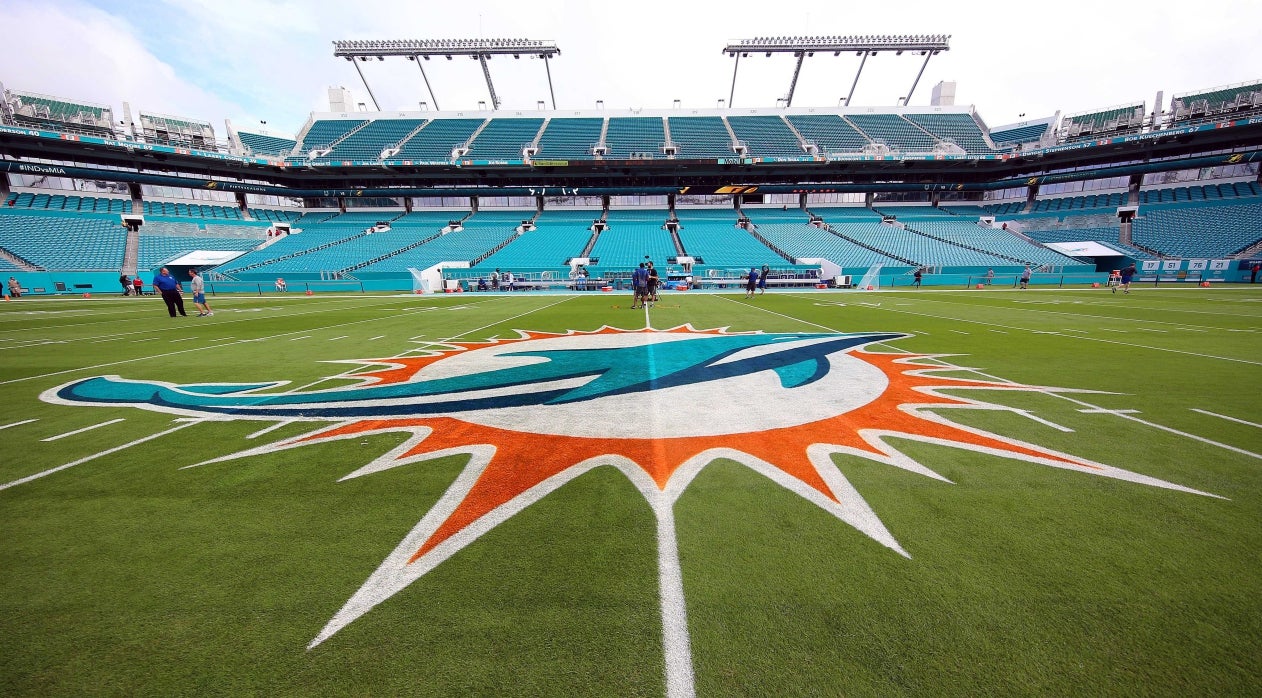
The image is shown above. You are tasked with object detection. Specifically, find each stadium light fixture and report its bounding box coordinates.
[332,38,562,111]
[721,33,950,108]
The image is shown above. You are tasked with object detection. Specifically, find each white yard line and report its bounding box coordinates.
[1191,409,1262,429]
[824,302,1262,367]
[1,421,201,491]
[0,419,38,431]
[41,418,126,442]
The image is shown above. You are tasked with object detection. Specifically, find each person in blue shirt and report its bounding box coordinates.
[745,266,759,298]
[630,263,648,309]
[152,267,187,317]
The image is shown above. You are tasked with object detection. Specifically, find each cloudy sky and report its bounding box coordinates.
[1,0,1260,138]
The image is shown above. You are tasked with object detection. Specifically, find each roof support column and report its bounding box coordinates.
[478,54,500,110]
[844,51,871,107]
[785,51,806,107]
[350,59,381,111]
[543,55,557,110]
[414,58,440,110]
[904,51,934,106]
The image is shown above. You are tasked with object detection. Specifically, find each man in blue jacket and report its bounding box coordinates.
[152,267,188,317]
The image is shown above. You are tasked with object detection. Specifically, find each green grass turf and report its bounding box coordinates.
[1,287,1260,695]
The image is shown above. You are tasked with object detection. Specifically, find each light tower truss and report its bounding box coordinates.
[332,38,562,111]
[722,34,950,108]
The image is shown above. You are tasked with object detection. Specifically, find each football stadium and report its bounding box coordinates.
[1,5,1261,696]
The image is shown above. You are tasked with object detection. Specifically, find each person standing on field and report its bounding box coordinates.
[189,268,213,317]
[152,267,187,317]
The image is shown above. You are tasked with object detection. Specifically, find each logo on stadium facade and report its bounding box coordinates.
[41,325,1213,694]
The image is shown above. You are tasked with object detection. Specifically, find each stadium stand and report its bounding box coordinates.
[356,210,520,274]
[317,119,426,162]
[142,201,244,220]
[394,118,485,160]
[604,117,666,159]
[989,121,1051,147]
[478,209,599,270]
[138,112,215,150]
[3,89,117,138]
[1171,79,1262,123]
[589,209,680,268]
[236,130,298,157]
[296,119,368,155]
[726,116,807,158]
[465,118,545,159]
[6,192,129,214]
[846,114,940,153]
[675,209,783,268]
[784,114,869,153]
[1061,103,1145,140]
[666,117,735,158]
[1131,199,1262,257]
[903,113,997,154]
[0,210,127,270]
[535,118,604,159]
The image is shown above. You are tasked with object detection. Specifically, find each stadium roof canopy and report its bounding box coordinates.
[332,38,562,111]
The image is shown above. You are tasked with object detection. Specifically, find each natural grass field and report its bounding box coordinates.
[1,286,1260,696]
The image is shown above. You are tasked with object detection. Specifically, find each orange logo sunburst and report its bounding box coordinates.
[44,325,1215,697]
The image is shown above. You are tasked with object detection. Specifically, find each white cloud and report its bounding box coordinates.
[0,0,248,133]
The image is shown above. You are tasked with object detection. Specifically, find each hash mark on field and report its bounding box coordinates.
[90,337,121,343]
[1136,327,1167,333]
[247,421,293,439]
[368,335,385,341]
[170,337,198,342]
[1,421,199,491]
[949,329,969,335]
[1062,329,1088,333]
[0,419,38,431]
[1099,328,1127,333]
[410,335,426,340]
[42,418,126,441]
[1078,408,1140,415]
[290,336,311,341]
[328,336,348,341]
[988,329,1008,334]
[1191,409,1262,429]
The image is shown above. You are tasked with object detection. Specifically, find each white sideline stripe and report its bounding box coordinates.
[949,329,969,334]
[247,420,293,439]
[1078,408,1140,415]
[0,419,38,431]
[169,337,198,342]
[41,418,125,441]
[1191,409,1262,429]
[0,297,456,387]
[831,303,1262,366]
[1,421,200,491]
